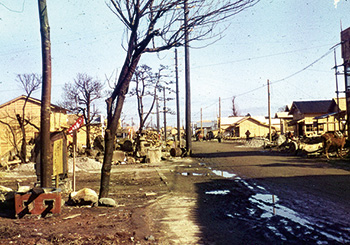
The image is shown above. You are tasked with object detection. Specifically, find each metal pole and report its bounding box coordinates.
[175,49,181,146]
[184,0,192,155]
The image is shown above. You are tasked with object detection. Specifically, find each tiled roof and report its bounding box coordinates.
[290,100,333,114]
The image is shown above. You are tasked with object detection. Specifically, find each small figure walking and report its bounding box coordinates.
[245,130,251,141]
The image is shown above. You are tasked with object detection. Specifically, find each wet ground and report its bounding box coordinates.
[190,141,350,244]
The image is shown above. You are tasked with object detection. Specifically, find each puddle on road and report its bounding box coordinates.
[205,190,230,195]
[179,172,205,176]
[212,170,237,178]
[206,167,350,243]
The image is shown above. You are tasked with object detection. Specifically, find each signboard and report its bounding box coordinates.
[341,27,350,62]
[68,116,84,134]
[53,138,63,176]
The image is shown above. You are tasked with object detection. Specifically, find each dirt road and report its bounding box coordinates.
[1,140,349,244]
[187,141,350,244]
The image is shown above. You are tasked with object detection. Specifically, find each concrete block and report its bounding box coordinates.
[113,150,126,162]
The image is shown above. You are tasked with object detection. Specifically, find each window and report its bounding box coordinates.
[306,124,313,132]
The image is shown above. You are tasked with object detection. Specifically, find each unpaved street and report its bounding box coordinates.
[1,140,350,244]
[184,141,350,244]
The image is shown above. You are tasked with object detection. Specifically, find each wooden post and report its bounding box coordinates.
[219,97,221,134]
[72,130,77,192]
[38,0,52,188]
[268,80,272,142]
[201,108,203,139]
[163,87,167,141]
[184,0,192,155]
[175,49,181,146]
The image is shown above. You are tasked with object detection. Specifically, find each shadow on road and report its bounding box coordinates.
[193,174,350,244]
[192,149,271,158]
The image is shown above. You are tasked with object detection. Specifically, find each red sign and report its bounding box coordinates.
[68,116,84,134]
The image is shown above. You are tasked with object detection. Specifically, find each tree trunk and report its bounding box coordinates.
[16,114,26,163]
[20,131,27,162]
[86,124,91,149]
[99,94,125,198]
[99,53,141,198]
[86,101,91,149]
[38,0,52,188]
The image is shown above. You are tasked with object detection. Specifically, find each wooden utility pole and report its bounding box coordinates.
[156,95,160,134]
[38,0,52,188]
[219,97,221,133]
[341,27,350,138]
[200,108,203,138]
[334,49,341,130]
[184,0,192,155]
[163,87,167,141]
[175,49,181,145]
[267,80,272,142]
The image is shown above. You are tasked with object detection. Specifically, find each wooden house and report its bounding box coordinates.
[0,95,68,159]
[288,98,346,137]
[223,116,278,138]
[275,111,293,134]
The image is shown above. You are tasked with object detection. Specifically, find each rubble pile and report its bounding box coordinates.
[141,130,162,147]
[243,138,267,148]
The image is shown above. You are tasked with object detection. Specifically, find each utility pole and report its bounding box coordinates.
[184,0,192,155]
[267,79,272,142]
[156,95,160,134]
[175,48,181,145]
[341,27,350,138]
[219,97,221,133]
[201,108,203,138]
[344,61,350,137]
[333,49,341,130]
[38,0,52,188]
[163,87,167,141]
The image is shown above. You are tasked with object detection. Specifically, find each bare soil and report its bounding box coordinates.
[0,140,349,244]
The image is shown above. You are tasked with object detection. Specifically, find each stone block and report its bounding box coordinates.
[113,150,126,162]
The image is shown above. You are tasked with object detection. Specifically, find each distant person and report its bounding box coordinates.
[245,130,251,141]
[217,132,222,143]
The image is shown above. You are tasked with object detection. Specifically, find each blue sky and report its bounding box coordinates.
[1,0,349,127]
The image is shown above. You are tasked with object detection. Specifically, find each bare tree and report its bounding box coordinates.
[0,74,41,163]
[130,65,170,132]
[60,73,104,149]
[100,0,258,198]
[16,74,41,162]
[130,64,171,153]
[231,96,239,117]
[278,105,289,112]
[0,116,20,160]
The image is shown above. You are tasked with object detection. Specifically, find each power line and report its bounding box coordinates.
[193,45,336,117]
[270,48,334,86]
[192,43,334,69]
[218,46,335,101]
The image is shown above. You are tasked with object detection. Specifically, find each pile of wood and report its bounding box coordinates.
[143,131,161,147]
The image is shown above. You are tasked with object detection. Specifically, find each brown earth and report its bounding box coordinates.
[0,140,349,244]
